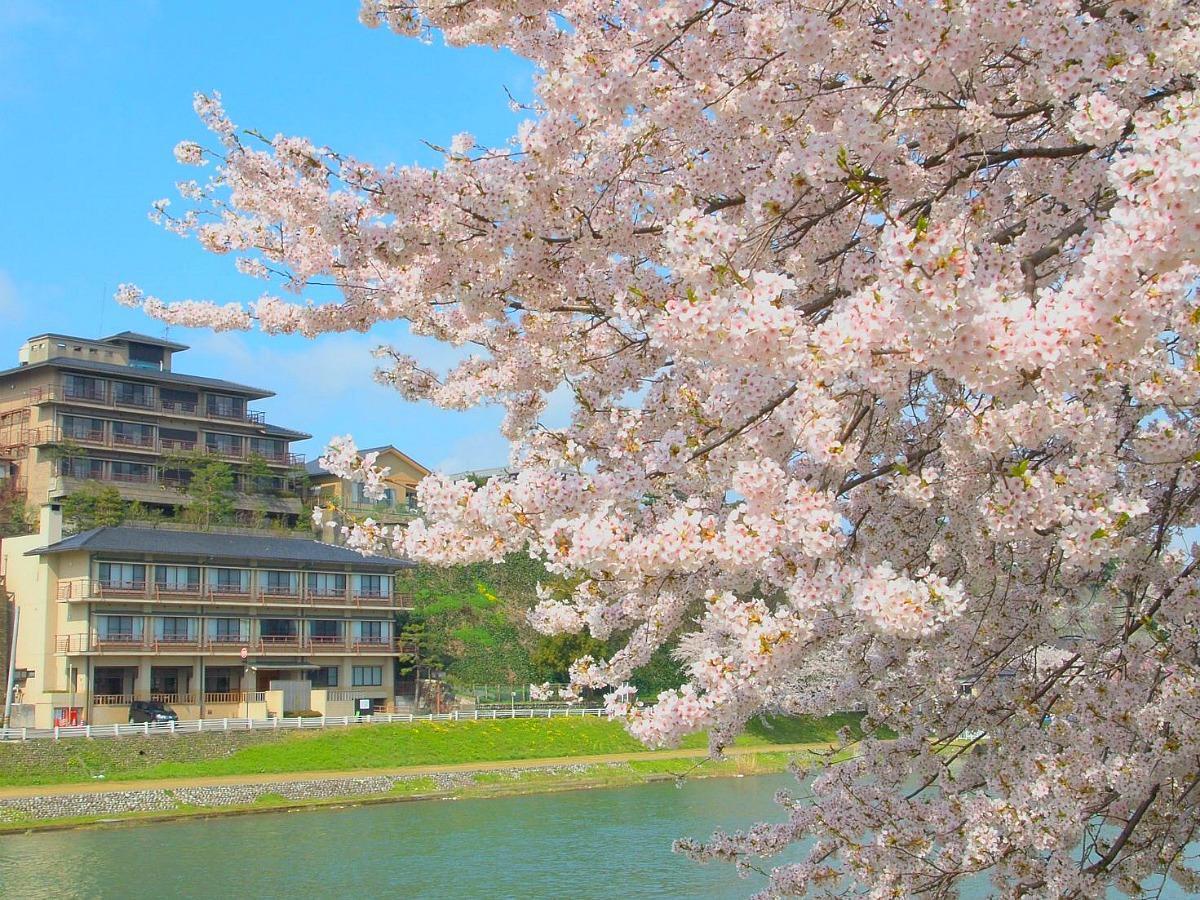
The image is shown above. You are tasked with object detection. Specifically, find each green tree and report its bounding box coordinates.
[530,632,609,683]
[164,451,236,529]
[61,482,127,532]
[0,492,32,537]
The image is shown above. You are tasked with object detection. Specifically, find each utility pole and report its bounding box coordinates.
[2,606,19,729]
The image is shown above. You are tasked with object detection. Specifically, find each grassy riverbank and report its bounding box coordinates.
[0,747,811,835]
[0,713,867,789]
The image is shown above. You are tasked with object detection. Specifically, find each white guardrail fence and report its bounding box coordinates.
[0,706,608,742]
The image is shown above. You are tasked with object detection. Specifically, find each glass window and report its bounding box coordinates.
[63,374,105,401]
[206,394,245,419]
[260,570,297,594]
[155,565,200,590]
[209,568,250,592]
[61,415,105,441]
[204,432,243,455]
[354,574,384,597]
[307,572,346,596]
[61,457,105,479]
[110,461,152,482]
[311,666,339,688]
[98,615,138,640]
[310,620,341,638]
[98,562,145,589]
[111,421,154,446]
[157,617,193,640]
[204,667,241,693]
[358,621,384,641]
[209,618,243,641]
[113,381,154,407]
[352,666,383,687]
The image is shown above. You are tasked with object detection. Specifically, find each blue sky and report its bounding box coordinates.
[0,2,538,473]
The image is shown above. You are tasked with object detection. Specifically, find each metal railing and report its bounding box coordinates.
[58,578,411,608]
[55,632,414,655]
[27,383,280,430]
[0,707,606,741]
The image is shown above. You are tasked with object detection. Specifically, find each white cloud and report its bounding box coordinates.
[0,270,24,324]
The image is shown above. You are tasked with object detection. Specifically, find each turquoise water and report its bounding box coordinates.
[0,775,1189,899]
[2,775,795,899]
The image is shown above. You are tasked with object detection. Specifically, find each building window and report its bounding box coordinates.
[63,374,105,401]
[111,421,154,447]
[112,381,154,407]
[98,615,138,641]
[311,666,339,688]
[260,619,297,638]
[61,415,105,442]
[206,394,245,419]
[110,460,153,483]
[98,562,145,590]
[204,432,243,456]
[209,568,250,593]
[354,574,384,598]
[155,565,200,591]
[357,621,385,643]
[93,666,129,695]
[61,457,105,480]
[260,570,297,595]
[307,572,346,597]
[210,618,243,642]
[249,437,285,459]
[204,667,241,693]
[157,617,193,641]
[310,620,341,639]
[352,666,383,687]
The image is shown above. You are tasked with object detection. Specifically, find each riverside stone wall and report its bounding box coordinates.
[0,764,602,825]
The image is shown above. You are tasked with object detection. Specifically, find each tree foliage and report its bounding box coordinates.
[61,482,127,532]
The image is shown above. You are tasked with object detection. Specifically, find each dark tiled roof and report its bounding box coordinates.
[28,526,410,570]
[263,423,311,440]
[102,331,190,352]
[0,357,275,399]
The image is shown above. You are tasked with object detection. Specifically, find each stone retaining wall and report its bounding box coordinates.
[0,764,601,825]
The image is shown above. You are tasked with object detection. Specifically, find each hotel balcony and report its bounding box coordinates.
[27,382,270,427]
[55,632,414,656]
[56,578,412,610]
[32,426,305,468]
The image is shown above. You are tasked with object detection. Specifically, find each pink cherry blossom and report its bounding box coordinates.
[124,2,1200,894]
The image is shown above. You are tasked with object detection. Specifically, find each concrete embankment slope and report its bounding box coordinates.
[0,743,824,831]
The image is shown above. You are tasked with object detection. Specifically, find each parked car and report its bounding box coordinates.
[128,700,178,724]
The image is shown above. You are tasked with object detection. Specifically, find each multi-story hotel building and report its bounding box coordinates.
[1,509,413,727]
[0,331,310,522]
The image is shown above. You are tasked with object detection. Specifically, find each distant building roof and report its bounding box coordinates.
[101,331,190,352]
[305,445,430,479]
[262,423,312,441]
[28,526,410,571]
[446,466,516,481]
[0,356,275,400]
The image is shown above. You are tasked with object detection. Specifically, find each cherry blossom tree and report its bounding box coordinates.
[119,1,1200,895]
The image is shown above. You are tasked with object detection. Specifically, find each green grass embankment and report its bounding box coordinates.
[0,713,871,789]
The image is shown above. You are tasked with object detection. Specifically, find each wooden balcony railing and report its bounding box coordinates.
[58,578,412,609]
[56,630,414,656]
[27,383,283,431]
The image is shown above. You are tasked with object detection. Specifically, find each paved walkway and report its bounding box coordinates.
[0,742,825,800]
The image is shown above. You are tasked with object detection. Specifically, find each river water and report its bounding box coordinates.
[0,774,1190,899]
